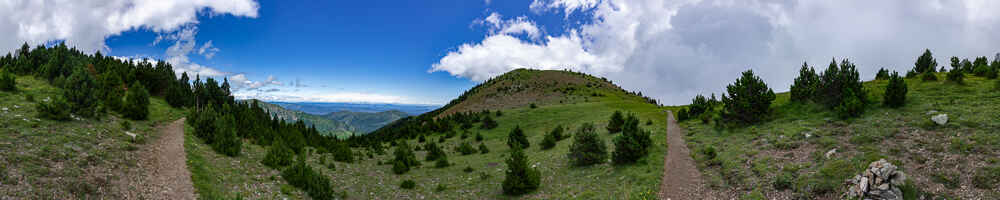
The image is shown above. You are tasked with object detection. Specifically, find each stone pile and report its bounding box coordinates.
[845,159,907,200]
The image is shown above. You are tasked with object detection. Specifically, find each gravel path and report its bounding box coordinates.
[117,118,196,200]
[658,111,708,200]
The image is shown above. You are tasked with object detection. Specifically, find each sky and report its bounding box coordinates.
[2,0,1000,105]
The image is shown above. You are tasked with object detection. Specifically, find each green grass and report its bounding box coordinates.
[184,125,306,200]
[681,73,999,199]
[314,88,667,199]
[0,75,184,199]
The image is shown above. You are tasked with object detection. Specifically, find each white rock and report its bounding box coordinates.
[125,131,137,140]
[825,148,837,159]
[2,107,7,111]
[931,114,948,125]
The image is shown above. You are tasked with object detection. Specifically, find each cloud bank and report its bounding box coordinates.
[433,0,1000,105]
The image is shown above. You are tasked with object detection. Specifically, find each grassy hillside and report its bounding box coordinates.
[680,73,1000,199]
[329,69,668,199]
[0,75,185,198]
[322,110,408,134]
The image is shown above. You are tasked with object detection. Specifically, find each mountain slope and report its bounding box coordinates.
[244,99,409,136]
[322,110,408,133]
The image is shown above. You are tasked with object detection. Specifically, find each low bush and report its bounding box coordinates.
[921,71,938,81]
[480,115,498,129]
[392,141,419,174]
[502,146,540,196]
[463,166,475,173]
[606,111,624,133]
[425,142,445,161]
[37,96,71,121]
[0,70,14,91]
[434,155,450,168]
[791,63,820,102]
[330,142,354,163]
[211,114,242,157]
[875,68,890,80]
[507,125,529,149]
[457,142,477,155]
[282,154,336,200]
[478,143,490,154]
[400,180,416,189]
[568,123,607,166]
[549,125,565,141]
[262,140,294,169]
[475,132,483,141]
[613,113,652,164]
[540,130,557,150]
[883,71,907,108]
[676,108,689,121]
[123,82,150,120]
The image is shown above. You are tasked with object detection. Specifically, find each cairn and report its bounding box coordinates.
[845,159,906,200]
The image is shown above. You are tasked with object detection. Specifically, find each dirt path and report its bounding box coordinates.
[658,111,707,200]
[118,118,196,200]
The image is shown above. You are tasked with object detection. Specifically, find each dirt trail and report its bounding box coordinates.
[118,118,196,200]
[658,111,708,200]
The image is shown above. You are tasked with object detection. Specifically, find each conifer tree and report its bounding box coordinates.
[502,145,540,196]
[507,125,529,149]
[123,82,150,120]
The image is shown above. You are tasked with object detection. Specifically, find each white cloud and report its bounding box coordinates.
[198,41,220,59]
[434,0,1000,105]
[233,89,427,105]
[0,0,259,54]
[474,13,543,40]
[228,73,283,91]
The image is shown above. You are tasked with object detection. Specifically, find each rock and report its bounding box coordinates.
[931,114,948,125]
[825,148,837,159]
[926,110,938,115]
[845,159,906,200]
[125,131,137,140]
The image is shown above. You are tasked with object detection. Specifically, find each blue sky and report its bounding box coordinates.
[99,0,590,105]
[4,0,1000,105]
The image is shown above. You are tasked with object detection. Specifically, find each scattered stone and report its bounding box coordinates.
[2,107,7,111]
[803,131,813,138]
[125,131,137,140]
[931,114,948,125]
[825,148,837,159]
[846,159,906,200]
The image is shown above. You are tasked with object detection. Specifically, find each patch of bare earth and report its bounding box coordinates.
[659,111,711,200]
[112,118,195,200]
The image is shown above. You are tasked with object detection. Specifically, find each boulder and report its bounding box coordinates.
[846,159,906,200]
[931,114,948,125]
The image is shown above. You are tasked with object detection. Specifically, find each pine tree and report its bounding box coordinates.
[64,67,99,117]
[262,139,295,168]
[883,72,908,108]
[123,82,150,120]
[479,142,490,154]
[502,146,540,196]
[0,69,15,91]
[392,141,419,174]
[507,125,529,149]
[481,115,498,129]
[790,62,819,102]
[568,123,607,166]
[606,111,625,133]
[913,49,937,73]
[721,70,776,124]
[98,73,125,112]
[613,114,653,164]
[947,57,965,84]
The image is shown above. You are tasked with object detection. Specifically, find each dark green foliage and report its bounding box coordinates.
[549,125,565,141]
[400,180,416,189]
[211,114,242,157]
[507,125,529,149]
[912,49,937,73]
[434,155,450,168]
[817,59,868,119]
[568,123,607,166]
[790,62,820,102]
[282,154,336,200]
[165,82,191,108]
[262,139,294,169]
[37,96,71,121]
[883,72,908,108]
[973,56,990,76]
[612,113,652,164]
[774,171,795,190]
[972,166,1000,189]
[0,69,14,91]
[460,131,469,139]
[478,143,490,154]
[330,142,354,163]
[540,131,557,150]
[64,67,99,118]
[875,68,890,80]
[676,108,689,121]
[721,70,775,124]
[962,58,974,73]
[687,95,712,117]
[392,141,419,174]
[457,142,477,155]
[418,135,425,143]
[425,142,445,161]
[475,132,483,142]
[606,111,624,133]
[529,103,537,109]
[97,73,124,112]
[947,57,965,84]
[502,146,540,196]
[463,166,474,173]
[921,71,938,81]
[480,115,498,130]
[123,82,150,120]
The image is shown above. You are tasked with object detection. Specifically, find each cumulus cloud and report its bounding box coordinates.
[198,41,220,59]
[228,74,283,91]
[475,13,543,40]
[434,0,1000,105]
[0,0,259,54]
[233,90,422,104]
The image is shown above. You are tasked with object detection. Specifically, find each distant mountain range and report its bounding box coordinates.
[242,100,421,137]
[268,102,438,115]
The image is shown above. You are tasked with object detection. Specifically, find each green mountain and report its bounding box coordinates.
[243,99,408,137]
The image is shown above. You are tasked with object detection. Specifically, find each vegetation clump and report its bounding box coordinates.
[883,71,908,108]
[425,142,445,161]
[478,143,490,154]
[790,62,820,102]
[262,139,295,169]
[457,141,477,155]
[875,68,890,80]
[330,142,354,163]
[123,82,150,120]
[0,69,15,91]
[37,96,71,121]
[606,111,624,133]
[721,70,775,124]
[391,141,420,174]
[480,115,498,130]
[507,125,529,149]
[400,180,416,189]
[64,67,100,118]
[612,113,653,164]
[972,165,1000,189]
[282,154,337,200]
[502,146,540,196]
[568,123,607,166]
[947,57,965,84]
[912,49,937,74]
[434,154,450,168]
